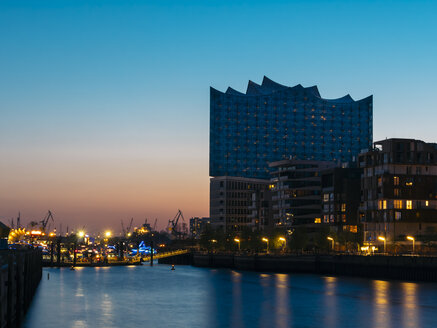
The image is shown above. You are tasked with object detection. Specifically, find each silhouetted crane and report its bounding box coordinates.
[40,210,54,233]
[167,210,185,238]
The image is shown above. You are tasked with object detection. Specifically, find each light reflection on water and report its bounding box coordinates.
[23,265,437,328]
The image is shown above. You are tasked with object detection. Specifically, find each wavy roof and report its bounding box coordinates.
[211,76,371,103]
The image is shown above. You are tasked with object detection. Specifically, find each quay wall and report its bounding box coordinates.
[186,253,437,282]
[0,249,42,328]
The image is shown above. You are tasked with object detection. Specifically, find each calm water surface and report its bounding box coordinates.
[23,265,437,328]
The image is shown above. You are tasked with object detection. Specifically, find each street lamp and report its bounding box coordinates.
[378,236,386,253]
[262,237,269,253]
[105,231,112,238]
[406,236,415,253]
[234,238,241,251]
[279,237,286,250]
[327,236,334,251]
[78,231,85,238]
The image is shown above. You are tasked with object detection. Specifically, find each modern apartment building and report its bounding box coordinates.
[210,176,270,232]
[320,166,362,232]
[359,138,437,243]
[269,160,336,227]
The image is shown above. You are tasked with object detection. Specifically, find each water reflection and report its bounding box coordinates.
[323,276,338,327]
[230,271,243,327]
[23,266,437,328]
[275,274,290,328]
[373,280,391,328]
[401,282,419,328]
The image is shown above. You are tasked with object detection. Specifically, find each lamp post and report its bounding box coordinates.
[406,236,415,253]
[262,237,269,253]
[234,238,241,251]
[279,237,286,251]
[378,236,386,253]
[327,236,334,251]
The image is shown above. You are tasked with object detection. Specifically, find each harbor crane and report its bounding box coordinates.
[153,218,158,232]
[121,218,134,235]
[40,210,54,233]
[167,209,185,239]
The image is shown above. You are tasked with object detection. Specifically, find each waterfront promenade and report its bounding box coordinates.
[160,252,437,282]
[0,249,42,328]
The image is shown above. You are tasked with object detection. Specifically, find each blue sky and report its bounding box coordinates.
[1,0,436,232]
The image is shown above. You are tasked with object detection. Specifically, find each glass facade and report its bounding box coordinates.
[210,76,373,179]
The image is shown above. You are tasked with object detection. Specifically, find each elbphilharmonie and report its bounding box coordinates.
[210,76,373,179]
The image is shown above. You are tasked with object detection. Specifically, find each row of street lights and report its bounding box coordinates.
[326,235,416,253]
[232,237,287,252]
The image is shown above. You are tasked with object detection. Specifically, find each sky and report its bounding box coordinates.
[1,0,437,233]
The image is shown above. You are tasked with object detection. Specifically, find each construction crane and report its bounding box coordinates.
[40,210,54,233]
[167,209,185,238]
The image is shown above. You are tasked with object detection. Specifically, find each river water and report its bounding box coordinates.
[23,264,437,328]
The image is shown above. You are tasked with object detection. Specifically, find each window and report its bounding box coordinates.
[323,194,329,202]
[383,200,387,210]
[406,200,412,210]
[394,200,403,209]
[314,218,321,224]
[394,188,400,197]
[426,200,429,207]
[395,211,401,220]
[394,176,400,186]
[341,203,346,212]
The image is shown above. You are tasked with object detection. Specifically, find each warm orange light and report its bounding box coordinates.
[279,237,286,242]
[262,237,268,242]
[327,237,333,241]
[378,236,386,241]
[406,236,415,241]
[234,238,240,243]
[30,230,42,235]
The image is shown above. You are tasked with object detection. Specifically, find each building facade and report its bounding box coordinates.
[269,160,336,227]
[189,217,210,238]
[320,166,362,232]
[359,138,437,243]
[210,76,373,179]
[210,176,270,232]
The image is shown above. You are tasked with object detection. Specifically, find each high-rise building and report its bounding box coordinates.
[210,76,373,179]
[359,138,437,243]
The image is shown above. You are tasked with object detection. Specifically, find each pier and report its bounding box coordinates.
[0,249,42,328]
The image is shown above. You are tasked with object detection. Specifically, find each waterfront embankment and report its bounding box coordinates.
[160,252,437,282]
[0,249,42,328]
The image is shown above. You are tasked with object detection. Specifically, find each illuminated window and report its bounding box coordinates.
[394,176,399,186]
[395,211,401,220]
[394,188,400,197]
[394,200,403,209]
[406,200,412,209]
[383,200,387,210]
[323,194,329,202]
[341,203,346,212]
[426,200,429,207]
[314,218,321,224]
[405,181,413,186]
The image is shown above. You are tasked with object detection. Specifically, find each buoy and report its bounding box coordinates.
[171,264,175,270]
